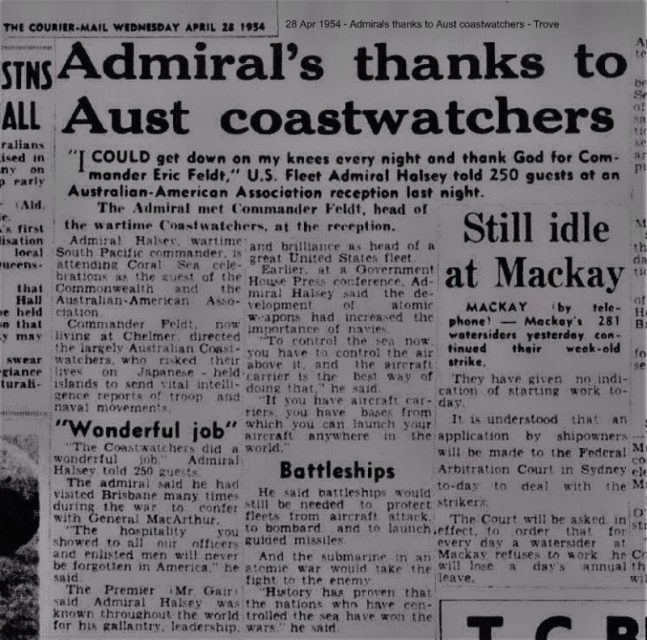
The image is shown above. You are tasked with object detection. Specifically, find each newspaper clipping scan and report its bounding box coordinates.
[0,0,645,638]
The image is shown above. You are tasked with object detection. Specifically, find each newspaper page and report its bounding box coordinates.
[0,0,645,638]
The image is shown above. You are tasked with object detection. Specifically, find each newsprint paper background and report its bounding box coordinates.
[0,1,646,639]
